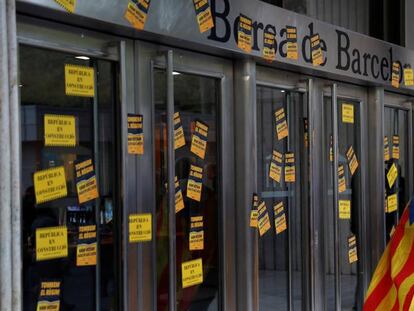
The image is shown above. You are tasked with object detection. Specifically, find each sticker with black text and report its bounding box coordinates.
[269,150,283,183]
[392,62,400,88]
[284,152,296,183]
[275,108,289,140]
[192,0,214,33]
[392,135,400,160]
[124,0,151,30]
[384,136,390,162]
[258,200,271,237]
[174,112,186,150]
[175,176,185,213]
[338,165,346,193]
[189,215,204,250]
[128,114,144,155]
[311,34,323,66]
[346,145,359,176]
[348,235,358,264]
[274,201,287,234]
[238,14,252,53]
[250,193,259,228]
[187,165,203,202]
[404,67,414,86]
[190,120,209,159]
[263,29,276,62]
[286,26,298,60]
[36,280,61,311]
[339,200,351,219]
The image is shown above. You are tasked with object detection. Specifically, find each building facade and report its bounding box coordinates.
[1,0,414,310]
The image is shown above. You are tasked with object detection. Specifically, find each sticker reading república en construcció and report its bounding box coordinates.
[34,166,68,205]
[257,200,271,237]
[36,280,61,311]
[392,62,400,88]
[387,193,398,213]
[338,165,346,193]
[54,0,75,13]
[269,150,283,184]
[64,64,95,97]
[129,213,152,242]
[76,225,97,267]
[404,67,414,86]
[75,159,99,205]
[384,136,390,161]
[387,163,398,188]
[392,135,400,160]
[348,235,358,264]
[237,14,252,53]
[250,193,259,228]
[346,145,359,176]
[339,200,351,219]
[128,114,144,155]
[174,112,186,150]
[190,120,209,160]
[189,215,204,251]
[44,114,76,147]
[36,226,68,261]
[182,258,203,288]
[263,29,276,62]
[192,0,214,33]
[286,26,298,60]
[342,103,354,124]
[124,0,151,31]
[275,107,289,140]
[311,34,323,66]
[175,176,185,213]
[274,201,287,234]
[284,152,296,183]
[187,165,204,202]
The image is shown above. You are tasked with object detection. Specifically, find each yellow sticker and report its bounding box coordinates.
[187,165,203,202]
[338,165,346,193]
[174,112,186,150]
[304,118,309,148]
[37,281,61,311]
[44,114,76,147]
[250,193,259,228]
[346,146,359,176]
[175,176,185,213]
[404,68,414,86]
[238,14,252,53]
[311,34,323,66]
[128,114,144,155]
[263,30,276,62]
[124,0,151,31]
[37,301,60,311]
[54,0,75,13]
[258,201,271,237]
[269,150,283,183]
[275,108,289,140]
[348,235,358,264]
[387,163,398,188]
[342,103,354,124]
[387,193,398,213]
[329,135,333,162]
[284,152,296,183]
[129,213,152,242]
[286,26,298,60]
[76,243,97,266]
[384,136,390,162]
[182,258,203,289]
[64,64,95,97]
[192,0,214,33]
[34,166,68,205]
[189,216,204,251]
[190,121,209,159]
[339,200,351,219]
[392,62,400,88]
[36,226,68,261]
[392,135,400,160]
[75,159,99,204]
[274,202,287,234]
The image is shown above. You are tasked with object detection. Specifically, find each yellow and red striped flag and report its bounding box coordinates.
[364,205,414,310]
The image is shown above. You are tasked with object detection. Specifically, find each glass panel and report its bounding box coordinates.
[21,46,118,310]
[154,70,220,310]
[384,107,409,241]
[256,86,308,310]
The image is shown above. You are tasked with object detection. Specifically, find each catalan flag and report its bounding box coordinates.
[364,204,414,310]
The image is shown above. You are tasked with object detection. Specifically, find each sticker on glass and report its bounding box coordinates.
[384,136,390,162]
[64,64,95,97]
[342,103,354,124]
[36,281,61,311]
[392,135,400,160]
[190,120,209,160]
[392,62,400,88]
[387,163,398,188]
[189,215,204,251]
[263,29,276,62]
[269,150,283,184]
[175,176,185,213]
[182,258,203,288]
[346,145,359,176]
[284,152,296,183]
[174,112,186,150]
[329,134,333,162]
[237,14,252,53]
[124,0,151,30]
[77,225,97,267]
[128,114,144,155]
[187,165,203,202]
[311,34,323,66]
[36,226,68,261]
[274,201,287,234]
[338,165,346,193]
[404,67,414,86]
[286,26,298,60]
[129,213,152,242]
[44,114,76,147]
[258,200,271,237]
[275,107,289,140]
[348,235,358,264]
[54,0,75,13]
[339,200,351,219]
[34,166,68,205]
[75,159,99,205]
[250,193,259,228]
[192,0,214,33]
[387,193,398,213]
[304,118,309,148]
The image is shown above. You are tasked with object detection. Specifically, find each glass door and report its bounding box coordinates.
[147,45,234,311]
[256,68,310,311]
